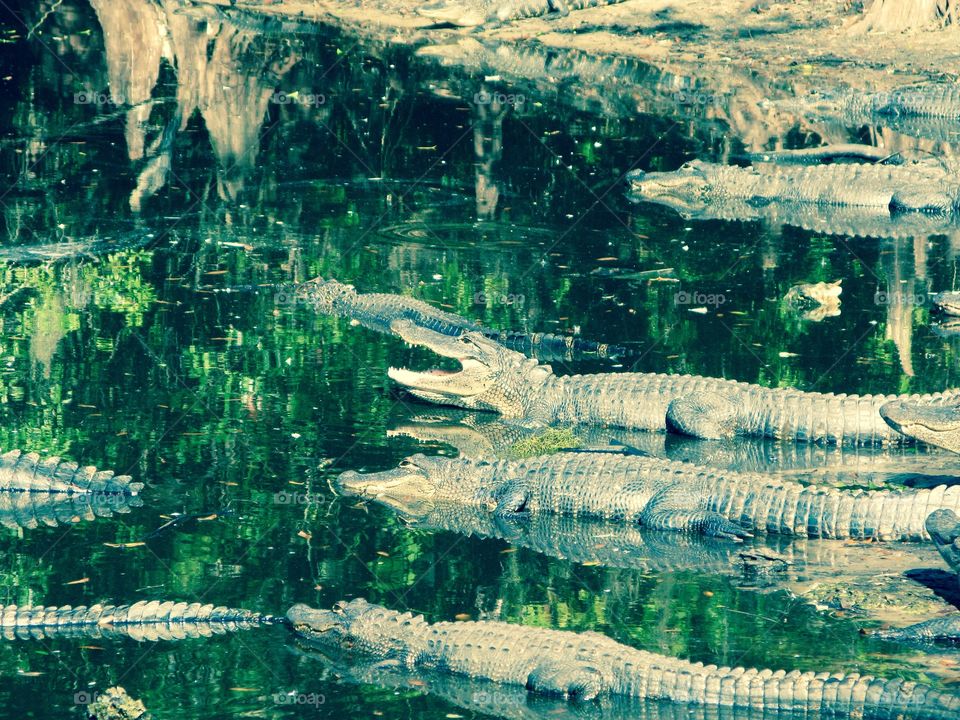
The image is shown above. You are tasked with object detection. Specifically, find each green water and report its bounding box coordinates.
[1,2,959,718]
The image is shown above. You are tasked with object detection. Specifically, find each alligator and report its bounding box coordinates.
[880,399,960,454]
[337,451,960,541]
[786,84,960,144]
[418,0,623,27]
[782,281,842,322]
[387,318,960,443]
[869,509,960,644]
[291,277,624,361]
[626,160,960,238]
[288,598,960,717]
[0,450,143,495]
[0,600,279,641]
[293,641,881,720]
[0,491,142,530]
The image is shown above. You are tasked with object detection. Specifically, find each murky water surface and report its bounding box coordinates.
[2,3,960,719]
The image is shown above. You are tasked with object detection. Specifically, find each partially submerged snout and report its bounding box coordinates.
[336,457,441,516]
[880,399,960,453]
[287,603,341,639]
[625,162,711,215]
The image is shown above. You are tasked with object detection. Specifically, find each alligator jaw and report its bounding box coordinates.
[337,464,438,516]
[286,604,341,640]
[387,319,495,404]
[880,399,960,453]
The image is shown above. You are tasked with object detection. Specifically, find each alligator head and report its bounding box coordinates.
[626,161,714,217]
[880,399,960,453]
[925,508,960,574]
[337,454,492,515]
[387,319,552,417]
[287,599,425,658]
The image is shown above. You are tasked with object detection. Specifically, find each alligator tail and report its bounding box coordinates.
[711,475,960,540]
[0,601,279,641]
[0,450,143,495]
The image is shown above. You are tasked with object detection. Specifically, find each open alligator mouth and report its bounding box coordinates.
[386,319,494,403]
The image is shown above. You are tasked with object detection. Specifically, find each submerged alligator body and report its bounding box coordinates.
[387,319,960,444]
[289,599,960,718]
[338,451,960,541]
[296,644,889,720]
[0,601,278,641]
[390,410,960,487]
[0,450,142,495]
[627,160,960,238]
[418,0,622,26]
[292,277,623,361]
[0,491,142,530]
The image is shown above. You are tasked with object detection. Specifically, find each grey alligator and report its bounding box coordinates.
[288,598,960,717]
[291,277,624,361]
[0,600,279,641]
[627,160,960,238]
[933,291,960,316]
[294,641,888,720]
[0,450,142,495]
[337,451,960,541]
[871,509,960,644]
[387,318,960,443]
[418,0,622,27]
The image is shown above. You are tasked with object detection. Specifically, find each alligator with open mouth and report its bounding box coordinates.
[287,598,960,717]
[292,277,624,361]
[337,451,960,541]
[387,319,960,443]
[627,159,960,238]
[0,600,279,641]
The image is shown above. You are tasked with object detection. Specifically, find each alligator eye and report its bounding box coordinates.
[399,459,417,469]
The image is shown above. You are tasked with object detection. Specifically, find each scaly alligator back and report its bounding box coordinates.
[0,600,278,641]
[545,371,960,444]
[0,450,142,495]
[290,600,960,718]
